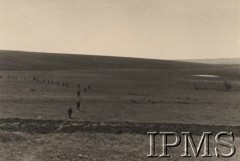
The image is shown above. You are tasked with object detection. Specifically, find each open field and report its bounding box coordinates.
[0,67,240,125]
[0,51,240,160]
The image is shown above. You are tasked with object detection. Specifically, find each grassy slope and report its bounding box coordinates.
[0,50,240,125]
[0,50,205,71]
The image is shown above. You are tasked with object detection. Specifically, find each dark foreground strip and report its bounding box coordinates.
[0,118,239,136]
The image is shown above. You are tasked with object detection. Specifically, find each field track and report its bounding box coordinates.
[0,118,239,136]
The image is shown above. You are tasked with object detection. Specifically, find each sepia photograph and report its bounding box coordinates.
[0,0,239,160]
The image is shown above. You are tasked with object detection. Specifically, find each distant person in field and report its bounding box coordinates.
[88,85,91,90]
[77,90,81,97]
[63,82,65,86]
[84,88,87,92]
[68,106,72,119]
[77,100,81,111]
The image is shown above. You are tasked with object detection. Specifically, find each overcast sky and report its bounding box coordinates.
[0,0,239,60]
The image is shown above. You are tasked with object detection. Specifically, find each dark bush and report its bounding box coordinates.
[223,81,232,91]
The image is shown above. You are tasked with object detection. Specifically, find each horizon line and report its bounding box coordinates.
[0,49,239,61]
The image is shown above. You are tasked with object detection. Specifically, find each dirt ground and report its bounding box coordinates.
[0,130,239,161]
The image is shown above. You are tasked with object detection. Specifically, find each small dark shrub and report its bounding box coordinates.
[194,83,199,90]
[223,81,232,91]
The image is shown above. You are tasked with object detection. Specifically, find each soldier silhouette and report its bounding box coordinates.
[77,90,81,97]
[68,106,72,119]
[77,100,81,111]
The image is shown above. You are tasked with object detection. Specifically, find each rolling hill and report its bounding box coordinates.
[0,50,205,71]
[182,58,240,65]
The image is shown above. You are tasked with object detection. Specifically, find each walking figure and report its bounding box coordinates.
[84,88,87,92]
[68,106,72,119]
[88,85,91,90]
[77,90,81,97]
[77,100,81,111]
